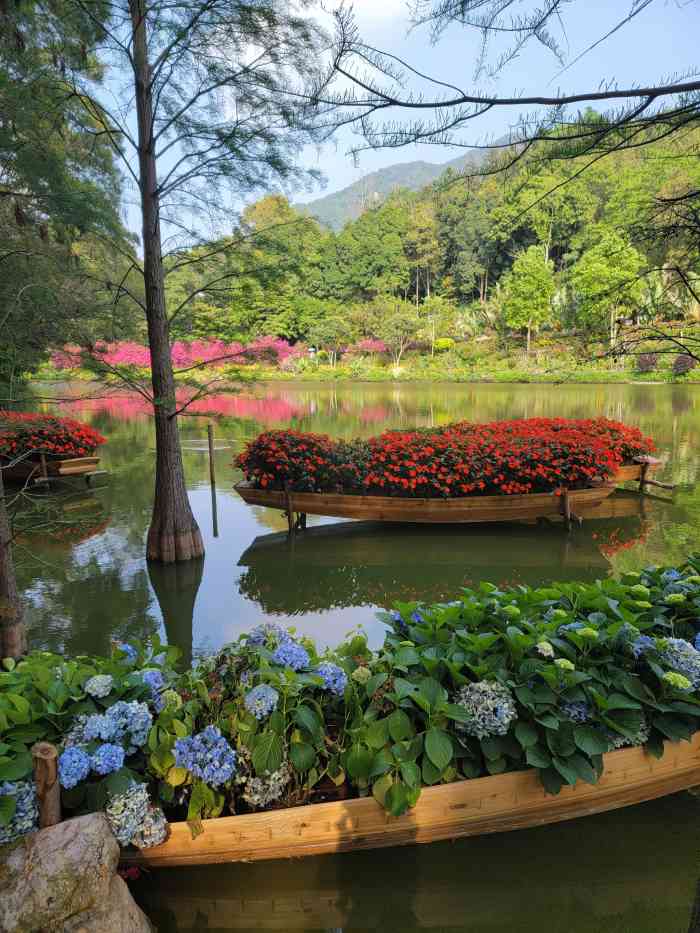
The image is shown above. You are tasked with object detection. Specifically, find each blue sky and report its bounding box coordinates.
[296,0,700,203]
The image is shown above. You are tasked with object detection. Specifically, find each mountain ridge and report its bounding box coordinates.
[296,150,485,231]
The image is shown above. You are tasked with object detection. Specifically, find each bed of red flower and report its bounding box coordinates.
[0,412,106,483]
[235,417,655,499]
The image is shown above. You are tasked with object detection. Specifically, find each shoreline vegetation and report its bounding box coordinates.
[3,561,700,852]
[37,337,700,388]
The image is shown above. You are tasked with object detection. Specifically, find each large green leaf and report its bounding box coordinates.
[424,728,452,770]
[573,725,610,756]
[514,721,539,749]
[252,731,284,776]
[346,745,373,780]
[294,705,322,741]
[289,741,316,773]
[387,709,413,742]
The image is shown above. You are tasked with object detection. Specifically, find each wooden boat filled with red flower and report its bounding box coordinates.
[0,412,106,485]
[125,732,700,867]
[234,418,658,528]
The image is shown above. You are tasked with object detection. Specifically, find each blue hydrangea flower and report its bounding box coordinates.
[631,635,656,658]
[141,669,166,712]
[91,743,125,776]
[244,683,279,720]
[695,632,700,653]
[174,726,236,786]
[561,700,592,723]
[247,622,289,648]
[661,569,683,584]
[271,640,310,671]
[659,637,700,689]
[106,782,150,846]
[453,681,517,739]
[411,610,425,624]
[83,700,152,754]
[0,780,39,845]
[115,642,138,664]
[391,610,409,635]
[558,621,585,635]
[58,747,91,789]
[84,674,113,698]
[141,669,165,692]
[315,662,348,697]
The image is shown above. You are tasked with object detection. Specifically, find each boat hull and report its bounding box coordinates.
[125,734,700,867]
[3,456,100,482]
[234,482,615,524]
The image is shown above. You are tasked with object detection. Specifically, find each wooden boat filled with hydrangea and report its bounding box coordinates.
[4,563,700,869]
[234,418,657,526]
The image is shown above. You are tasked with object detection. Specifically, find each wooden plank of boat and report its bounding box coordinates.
[234,482,615,524]
[124,734,700,867]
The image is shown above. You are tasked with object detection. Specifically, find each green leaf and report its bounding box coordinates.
[0,750,32,781]
[294,705,322,741]
[369,748,394,779]
[385,781,410,817]
[418,677,447,709]
[606,693,642,711]
[366,718,390,749]
[0,794,16,827]
[573,725,610,756]
[346,745,373,780]
[365,673,388,697]
[290,741,316,773]
[393,677,418,701]
[165,767,188,787]
[485,755,507,774]
[553,755,579,786]
[394,646,420,668]
[252,731,284,776]
[399,761,421,788]
[424,728,452,770]
[526,745,551,769]
[645,732,665,759]
[421,757,443,785]
[539,767,564,795]
[480,736,506,761]
[569,753,598,785]
[387,709,413,742]
[652,715,693,742]
[514,721,539,749]
[444,703,471,723]
[371,772,393,806]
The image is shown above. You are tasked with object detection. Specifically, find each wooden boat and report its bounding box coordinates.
[3,456,102,485]
[125,733,700,867]
[234,481,616,526]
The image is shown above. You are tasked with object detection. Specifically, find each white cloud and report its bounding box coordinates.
[349,0,411,25]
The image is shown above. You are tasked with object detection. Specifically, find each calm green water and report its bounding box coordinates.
[16,380,700,931]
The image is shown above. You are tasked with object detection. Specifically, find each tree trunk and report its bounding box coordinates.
[0,466,26,659]
[130,1,203,563]
[526,322,532,356]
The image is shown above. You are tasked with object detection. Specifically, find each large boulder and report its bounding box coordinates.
[0,813,152,933]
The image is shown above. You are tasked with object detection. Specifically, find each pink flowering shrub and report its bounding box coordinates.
[50,339,302,371]
[346,338,387,355]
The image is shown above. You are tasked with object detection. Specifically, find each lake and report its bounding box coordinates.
[16,379,700,931]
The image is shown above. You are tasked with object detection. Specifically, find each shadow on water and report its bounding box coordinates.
[134,793,700,933]
[235,493,653,615]
[147,556,204,669]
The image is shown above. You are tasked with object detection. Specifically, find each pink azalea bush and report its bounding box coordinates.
[50,339,304,372]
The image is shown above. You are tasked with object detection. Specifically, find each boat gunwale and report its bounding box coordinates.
[124,734,700,867]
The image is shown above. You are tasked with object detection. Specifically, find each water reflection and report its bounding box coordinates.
[148,557,204,669]
[10,381,700,658]
[134,793,699,933]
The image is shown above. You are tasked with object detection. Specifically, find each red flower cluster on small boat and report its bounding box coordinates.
[0,411,106,460]
[236,418,654,498]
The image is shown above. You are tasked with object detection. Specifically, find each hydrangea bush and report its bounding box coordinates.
[4,560,700,840]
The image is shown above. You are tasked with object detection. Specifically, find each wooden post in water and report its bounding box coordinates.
[31,742,61,827]
[207,423,216,487]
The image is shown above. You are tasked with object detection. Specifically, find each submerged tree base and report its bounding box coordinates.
[146,524,204,563]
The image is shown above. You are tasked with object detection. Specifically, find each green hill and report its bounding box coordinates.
[297,151,484,231]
